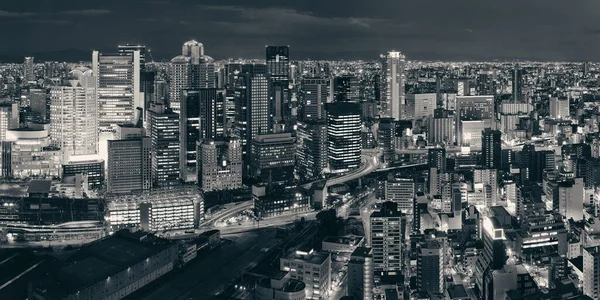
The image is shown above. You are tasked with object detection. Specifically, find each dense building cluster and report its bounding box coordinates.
[2,41,600,300]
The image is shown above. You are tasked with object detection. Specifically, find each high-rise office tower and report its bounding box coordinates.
[549,97,569,119]
[266,46,290,128]
[106,125,151,194]
[234,64,270,163]
[180,88,226,181]
[327,102,362,174]
[474,216,508,299]
[296,120,328,181]
[512,65,523,102]
[417,240,443,294]
[169,55,193,114]
[370,201,402,276]
[347,247,374,300]
[50,67,97,162]
[148,103,180,187]
[584,246,600,299]
[118,44,146,69]
[405,93,436,120]
[92,50,142,130]
[333,76,360,103]
[23,56,35,82]
[198,88,225,139]
[0,102,19,141]
[380,51,406,120]
[197,138,243,192]
[180,90,201,182]
[251,133,296,184]
[300,78,329,122]
[482,128,502,169]
[378,118,396,164]
[29,89,47,123]
[182,40,204,64]
[0,102,19,178]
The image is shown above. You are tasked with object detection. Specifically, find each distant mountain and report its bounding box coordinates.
[0,49,93,63]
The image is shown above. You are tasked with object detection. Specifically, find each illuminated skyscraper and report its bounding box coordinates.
[0,102,19,178]
[251,133,296,184]
[333,75,360,103]
[512,64,523,102]
[380,51,406,120]
[370,201,402,276]
[549,97,569,119]
[23,56,35,82]
[378,118,396,163]
[327,102,361,174]
[118,44,146,69]
[481,128,502,169]
[296,120,328,181]
[50,67,97,162]
[92,50,142,130]
[149,103,180,187]
[107,126,151,194]
[300,78,329,122]
[169,55,193,114]
[266,46,290,129]
[234,64,270,165]
[417,240,443,294]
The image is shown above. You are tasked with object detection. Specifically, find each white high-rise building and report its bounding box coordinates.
[380,51,406,120]
[182,40,204,64]
[50,67,97,162]
[584,246,600,299]
[168,55,193,114]
[92,50,142,130]
[550,97,569,119]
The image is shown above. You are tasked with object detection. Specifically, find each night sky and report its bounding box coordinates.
[1,0,600,61]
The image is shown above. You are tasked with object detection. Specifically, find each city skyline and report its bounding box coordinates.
[2,0,600,62]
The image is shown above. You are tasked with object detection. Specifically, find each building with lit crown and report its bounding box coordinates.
[197,137,243,192]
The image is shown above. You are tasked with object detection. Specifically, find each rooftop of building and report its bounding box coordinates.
[27,180,52,194]
[323,235,363,246]
[285,249,330,266]
[350,247,372,258]
[257,276,305,293]
[447,284,468,299]
[32,230,175,298]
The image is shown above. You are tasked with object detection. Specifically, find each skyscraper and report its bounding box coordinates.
[512,65,523,102]
[417,240,443,294]
[296,120,328,181]
[169,55,193,114]
[380,51,406,120]
[93,50,142,130]
[347,247,374,300]
[266,46,290,128]
[455,95,494,146]
[481,128,502,169]
[50,67,97,162]
[182,40,204,64]
[118,44,146,69]
[327,102,362,174]
[23,56,35,82]
[584,246,600,299]
[333,75,360,103]
[197,138,243,192]
[234,64,270,163]
[251,133,296,184]
[300,78,329,122]
[149,103,180,187]
[107,131,151,194]
[378,118,396,164]
[370,201,402,277]
[0,102,20,177]
[549,97,569,119]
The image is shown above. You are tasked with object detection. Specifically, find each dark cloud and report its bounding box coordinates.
[0,0,600,61]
